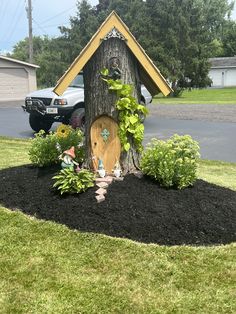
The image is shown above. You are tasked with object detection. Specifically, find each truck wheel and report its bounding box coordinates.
[29,114,53,133]
[70,108,85,131]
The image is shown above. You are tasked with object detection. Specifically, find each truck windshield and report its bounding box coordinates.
[69,74,84,88]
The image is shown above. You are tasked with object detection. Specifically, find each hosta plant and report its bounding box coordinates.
[140,134,200,189]
[52,168,95,195]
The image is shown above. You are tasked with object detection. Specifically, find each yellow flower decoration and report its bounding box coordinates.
[56,124,72,138]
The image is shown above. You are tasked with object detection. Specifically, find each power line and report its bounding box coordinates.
[1,0,24,44]
[32,18,47,35]
[40,5,77,25]
[36,22,70,29]
[0,0,12,30]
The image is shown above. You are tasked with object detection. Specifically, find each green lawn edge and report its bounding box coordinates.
[154,87,236,105]
[0,136,235,313]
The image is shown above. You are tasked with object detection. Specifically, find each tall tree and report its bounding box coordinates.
[10,36,69,87]
[143,0,234,93]
[221,20,236,56]
[60,0,99,62]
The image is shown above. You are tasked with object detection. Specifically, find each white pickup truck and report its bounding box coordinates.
[23,74,152,132]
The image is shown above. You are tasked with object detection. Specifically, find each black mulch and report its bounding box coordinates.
[0,164,235,246]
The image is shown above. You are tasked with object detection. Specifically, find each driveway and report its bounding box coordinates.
[0,103,236,163]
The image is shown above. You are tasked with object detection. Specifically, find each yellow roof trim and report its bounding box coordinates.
[54,11,172,96]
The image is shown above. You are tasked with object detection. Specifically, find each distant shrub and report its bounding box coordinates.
[140,134,200,189]
[29,125,84,167]
[52,168,95,195]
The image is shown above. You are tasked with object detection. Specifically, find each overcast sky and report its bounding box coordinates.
[0,0,235,54]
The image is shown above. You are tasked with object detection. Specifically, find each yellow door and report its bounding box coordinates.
[90,115,121,174]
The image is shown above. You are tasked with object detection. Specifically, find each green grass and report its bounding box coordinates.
[0,136,31,169]
[198,159,236,191]
[0,136,235,313]
[155,87,236,104]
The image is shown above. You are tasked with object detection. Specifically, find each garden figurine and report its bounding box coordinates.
[113,159,122,178]
[98,158,106,178]
[59,146,78,169]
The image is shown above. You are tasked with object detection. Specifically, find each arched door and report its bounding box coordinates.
[90,115,121,174]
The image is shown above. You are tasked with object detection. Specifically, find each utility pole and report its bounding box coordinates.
[26,0,33,63]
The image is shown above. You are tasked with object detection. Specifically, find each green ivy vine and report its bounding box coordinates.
[100,68,148,152]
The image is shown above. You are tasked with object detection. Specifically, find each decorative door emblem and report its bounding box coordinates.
[101,128,110,142]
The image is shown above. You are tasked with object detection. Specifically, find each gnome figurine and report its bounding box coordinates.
[113,159,122,178]
[59,146,78,169]
[98,158,106,178]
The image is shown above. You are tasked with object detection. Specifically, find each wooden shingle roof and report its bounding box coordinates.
[54,11,172,97]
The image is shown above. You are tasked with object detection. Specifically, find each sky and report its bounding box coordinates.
[0,0,98,54]
[0,0,236,54]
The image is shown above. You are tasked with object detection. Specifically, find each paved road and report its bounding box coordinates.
[144,116,236,163]
[0,105,236,163]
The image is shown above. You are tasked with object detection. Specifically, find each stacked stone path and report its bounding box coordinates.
[95,176,124,203]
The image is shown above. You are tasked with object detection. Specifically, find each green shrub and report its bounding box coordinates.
[52,168,95,195]
[28,125,84,167]
[140,134,200,189]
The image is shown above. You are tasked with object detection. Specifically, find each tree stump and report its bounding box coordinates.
[84,37,141,174]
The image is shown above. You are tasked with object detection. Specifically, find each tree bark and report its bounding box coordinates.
[84,38,141,174]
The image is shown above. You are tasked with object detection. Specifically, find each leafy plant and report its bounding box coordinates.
[140,134,200,189]
[29,125,84,167]
[101,68,148,152]
[52,168,95,195]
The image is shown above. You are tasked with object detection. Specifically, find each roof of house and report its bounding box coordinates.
[0,55,39,68]
[54,11,172,97]
[209,57,236,68]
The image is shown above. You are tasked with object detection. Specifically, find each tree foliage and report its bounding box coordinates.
[9,0,235,91]
[220,20,236,56]
[9,36,69,87]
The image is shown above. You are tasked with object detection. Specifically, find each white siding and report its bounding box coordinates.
[209,68,236,87]
[226,69,236,86]
[0,67,29,100]
[0,57,38,101]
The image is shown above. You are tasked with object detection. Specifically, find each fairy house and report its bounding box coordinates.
[54,11,172,174]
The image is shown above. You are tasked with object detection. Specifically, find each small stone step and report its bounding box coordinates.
[95,176,113,184]
[96,187,107,195]
[96,182,109,189]
[96,194,105,203]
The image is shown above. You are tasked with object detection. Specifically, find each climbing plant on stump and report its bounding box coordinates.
[101,68,148,153]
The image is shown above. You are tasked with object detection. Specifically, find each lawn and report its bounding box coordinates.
[155,87,236,104]
[0,136,235,313]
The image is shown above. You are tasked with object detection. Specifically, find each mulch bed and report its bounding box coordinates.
[0,164,235,246]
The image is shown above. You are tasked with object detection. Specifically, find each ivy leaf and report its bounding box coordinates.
[124,143,131,151]
[137,104,149,115]
[120,84,133,96]
[101,68,109,76]
[127,127,136,134]
[110,84,123,90]
[129,115,138,125]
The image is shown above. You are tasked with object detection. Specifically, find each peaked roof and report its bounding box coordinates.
[209,57,236,68]
[0,55,39,68]
[54,11,172,96]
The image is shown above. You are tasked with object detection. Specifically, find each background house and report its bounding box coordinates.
[209,57,236,88]
[0,55,39,101]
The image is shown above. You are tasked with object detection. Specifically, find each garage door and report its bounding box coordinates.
[0,67,29,100]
